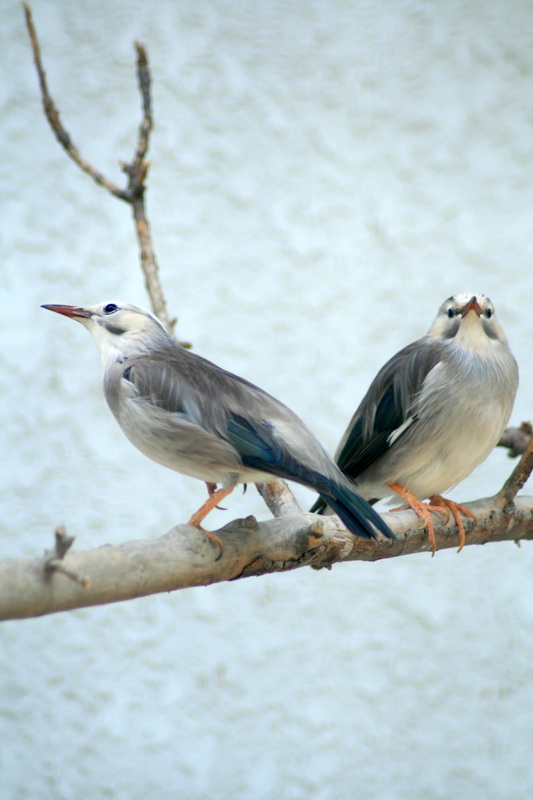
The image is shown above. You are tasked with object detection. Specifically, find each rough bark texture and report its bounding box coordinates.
[1,494,531,621]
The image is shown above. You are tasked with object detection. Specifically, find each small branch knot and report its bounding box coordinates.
[44,527,91,589]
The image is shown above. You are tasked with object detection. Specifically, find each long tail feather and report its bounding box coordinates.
[318,478,393,541]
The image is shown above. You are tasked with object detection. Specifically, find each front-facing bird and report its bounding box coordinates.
[311,293,519,554]
[42,301,393,556]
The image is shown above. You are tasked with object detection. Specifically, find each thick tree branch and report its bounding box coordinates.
[1,494,531,621]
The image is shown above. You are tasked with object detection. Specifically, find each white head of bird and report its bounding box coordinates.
[41,301,172,367]
[426,293,509,351]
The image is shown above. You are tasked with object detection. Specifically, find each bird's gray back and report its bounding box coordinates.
[103,344,339,484]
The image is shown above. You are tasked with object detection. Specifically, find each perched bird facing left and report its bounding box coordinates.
[311,293,518,554]
[42,301,393,556]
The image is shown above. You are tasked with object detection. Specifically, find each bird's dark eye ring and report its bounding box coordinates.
[447,307,456,318]
[485,308,493,319]
[103,303,119,314]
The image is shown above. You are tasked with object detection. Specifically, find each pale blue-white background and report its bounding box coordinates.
[1,1,532,798]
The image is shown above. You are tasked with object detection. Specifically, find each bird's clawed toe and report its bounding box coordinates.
[429,496,477,553]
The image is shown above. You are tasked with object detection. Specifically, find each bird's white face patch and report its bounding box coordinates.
[89,320,127,368]
[426,292,507,347]
[453,307,492,351]
[67,301,170,368]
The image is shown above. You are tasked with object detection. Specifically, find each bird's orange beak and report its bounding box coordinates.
[460,296,482,317]
[41,304,92,319]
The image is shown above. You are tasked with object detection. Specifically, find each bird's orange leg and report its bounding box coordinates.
[188,486,236,560]
[205,481,228,510]
[429,496,477,553]
[387,482,450,556]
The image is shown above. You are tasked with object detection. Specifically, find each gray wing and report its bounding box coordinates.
[333,336,448,479]
[119,348,394,540]
[120,348,334,479]
[121,348,276,434]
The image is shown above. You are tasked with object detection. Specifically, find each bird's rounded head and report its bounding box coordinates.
[427,293,509,348]
[42,301,173,362]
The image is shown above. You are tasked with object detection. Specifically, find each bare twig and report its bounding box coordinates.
[129,171,173,335]
[44,527,91,589]
[496,433,533,508]
[23,4,180,339]
[119,41,174,331]
[23,4,128,201]
[498,422,533,458]
[129,42,152,185]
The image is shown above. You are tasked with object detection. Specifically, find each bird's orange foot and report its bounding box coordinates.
[188,485,236,560]
[388,483,449,556]
[429,496,477,553]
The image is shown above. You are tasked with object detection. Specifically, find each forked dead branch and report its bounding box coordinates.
[23,2,174,336]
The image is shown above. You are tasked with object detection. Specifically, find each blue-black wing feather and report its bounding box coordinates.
[122,350,393,540]
[337,338,444,478]
[227,415,393,540]
[311,338,445,515]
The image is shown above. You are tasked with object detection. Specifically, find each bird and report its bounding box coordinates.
[42,300,393,557]
[311,293,518,555]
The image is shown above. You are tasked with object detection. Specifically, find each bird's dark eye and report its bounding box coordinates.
[447,307,457,318]
[485,308,493,319]
[103,303,119,315]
